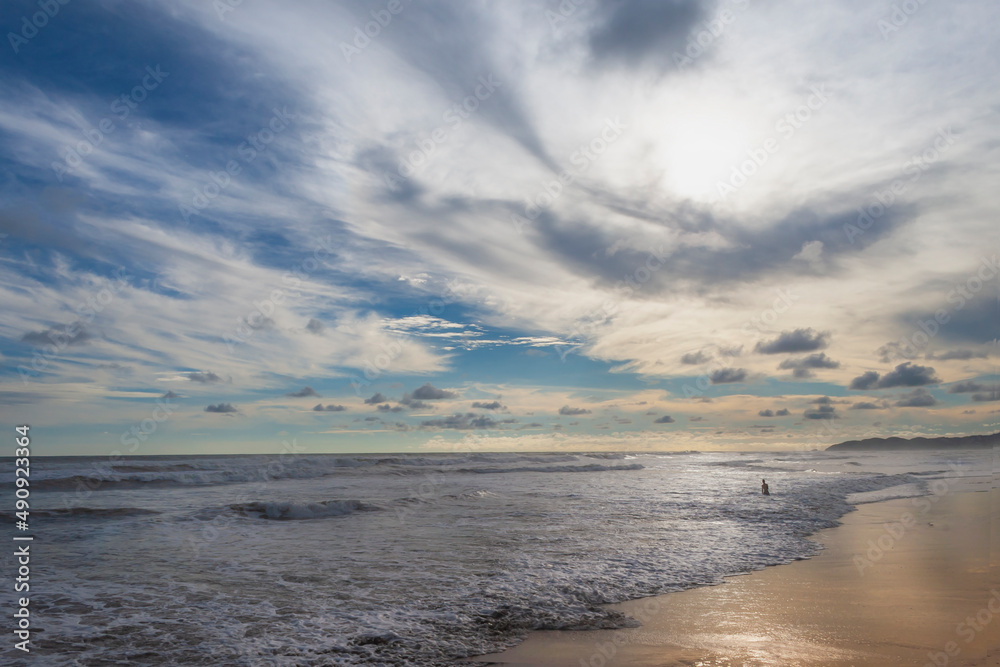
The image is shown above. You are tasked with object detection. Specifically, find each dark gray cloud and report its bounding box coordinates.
[313,404,346,412]
[778,353,841,377]
[409,383,458,400]
[680,351,710,365]
[709,368,747,384]
[900,289,997,346]
[286,386,320,398]
[927,349,988,361]
[162,391,181,399]
[810,396,848,405]
[377,403,406,413]
[305,318,325,334]
[405,399,433,409]
[758,409,775,417]
[471,401,505,410]
[187,371,223,384]
[949,381,986,393]
[971,390,999,402]
[588,0,704,67]
[756,329,829,355]
[850,401,888,410]
[654,415,675,423]
[804,405,838,419]
[775,408,790,416]
[849,371,880,390]
[364,392,388,405]
[205,403,237,413]
[419,412,507,430]
[559,405,591,415]
[895,388,938,407]
[21,326,93,347]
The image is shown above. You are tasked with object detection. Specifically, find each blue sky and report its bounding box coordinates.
[0,0,997,455]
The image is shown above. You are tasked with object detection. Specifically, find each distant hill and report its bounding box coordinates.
[826,432,999,451]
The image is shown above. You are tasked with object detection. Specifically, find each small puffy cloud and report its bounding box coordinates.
[680,351,710,365]
[792,240,824,263]
[849,371,880,390]
[775,408,790,416]
[690,416,704,422]
[758,409,774,417]
[653,415,675,423]
[377,403,406,413]
[405,399,433,409]
[410,383,458,400]
[895,388,938,407]
[709,368,747,384]
[850,401,888,410]
[559,405,591,415]
[364,392,388,405]
[21,326,93,347]
[313,404,346,412]
[287,386,320,398]
[471,401,505,410]
[305,318,325,334]
[162,391,181,399]
[849,363,940,390]
[804,405,838,419]
[187,371,224,384]
[778,353,841,378]
[205,403,237,414]
[971,390,999,402]
[755,329,829,354]
[420,413,505,430]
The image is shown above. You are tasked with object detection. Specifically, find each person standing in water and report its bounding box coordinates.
[761,479,770,495]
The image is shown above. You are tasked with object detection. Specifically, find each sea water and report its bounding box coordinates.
[0,448,990,665]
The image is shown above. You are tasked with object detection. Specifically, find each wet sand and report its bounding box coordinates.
[474,487,999,666]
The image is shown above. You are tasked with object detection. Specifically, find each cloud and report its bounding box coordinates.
[21,326,93,347]
[205,403,237,413]
[559,405,591,415]
[971,390,999,402]
[653,415,675,423]
[680,351,710,365]
[364,392,388,405]
[405,399,433,409]
[850,401,888,410]
[803,405,838,419]
[305,318,325,334]
[409,383,458,400]
[419,413,509,430]
[755,329,829,354]
[471,401,505,410]
[849,371,880,390]
[709,368,747,384]
[186,371,223,384]
[377,403,406,413]
[948,381,986,393]
[313,403,346,412]
[777,353,841,378]
[774,408,790,416]
[588,0,705,67]
[895,388,938,407]
[849,363,940,390]
[927,349,988,361]
[162,391,181,399]
[286,386,320,398]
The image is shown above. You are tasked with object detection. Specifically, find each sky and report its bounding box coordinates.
[0,0,997,456]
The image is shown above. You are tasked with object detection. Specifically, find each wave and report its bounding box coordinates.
[111,464,202,473]
[0,507,160,520]
[457,463,644,474]
[230,499,381,520]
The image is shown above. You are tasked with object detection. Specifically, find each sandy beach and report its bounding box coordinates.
[475,486,1000,667]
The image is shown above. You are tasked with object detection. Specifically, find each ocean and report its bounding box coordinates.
[1,448,990,665]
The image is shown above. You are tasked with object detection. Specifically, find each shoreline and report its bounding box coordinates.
[473,486,999,666]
